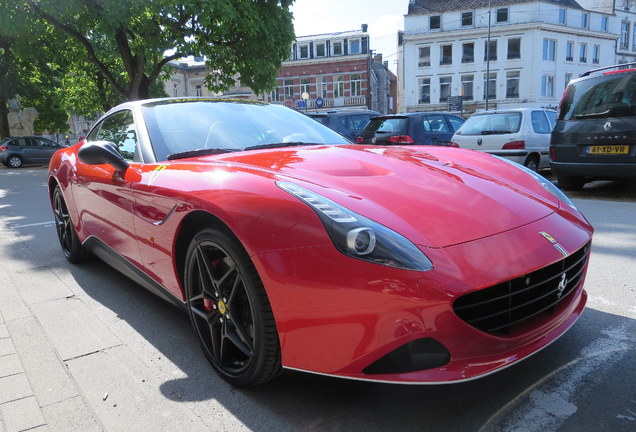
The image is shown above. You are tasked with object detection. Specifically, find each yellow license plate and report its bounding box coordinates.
[587,145,629,155]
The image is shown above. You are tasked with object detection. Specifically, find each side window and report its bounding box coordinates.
[447,116,464,132]
[14,138,28,147]
[423,114,450,133]
[531,111,551,134]
[92,110,139,161]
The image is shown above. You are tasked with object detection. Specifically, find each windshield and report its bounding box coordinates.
[560,72,636,120]
[457,112,522,135]
[142,100,349,161]
[362,118,407,135]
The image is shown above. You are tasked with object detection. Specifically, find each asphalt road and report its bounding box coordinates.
[0,165,634,432]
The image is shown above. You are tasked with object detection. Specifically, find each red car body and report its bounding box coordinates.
[48,99,592,385]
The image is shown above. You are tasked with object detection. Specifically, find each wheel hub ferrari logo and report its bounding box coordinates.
[217,300,227,315]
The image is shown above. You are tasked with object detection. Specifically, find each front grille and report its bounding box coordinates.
[453,242,591,336]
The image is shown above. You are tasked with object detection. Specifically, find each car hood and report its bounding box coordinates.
[208,145,559,248]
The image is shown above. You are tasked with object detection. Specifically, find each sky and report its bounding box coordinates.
[290,0,407,73]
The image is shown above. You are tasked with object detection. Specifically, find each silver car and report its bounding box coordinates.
[0,136,66,168]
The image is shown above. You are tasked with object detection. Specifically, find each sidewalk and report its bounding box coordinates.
[0,216,211,431]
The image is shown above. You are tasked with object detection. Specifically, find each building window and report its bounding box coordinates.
[430,15,441,30]
[317,77,328,98]
[315,43,326,57]
[284,79,294,98]
[565,73,573,89]
[418,77,431,104]
[173,83,179,97]
[566,41,574,61]
[333,41,343,56]
[541,75,554,97]
[632,25,636,50]
[581,13,589,29]
[621,22,630,50]
[440,44,452,65]
[462,12,473,27]
[507,38,521,59]
[543,39,556,61]
[461,75,474,101]
[349,39,361,54]
[439,76,452,102]
[483,72,497,100]
[299,44,309,59]
[462,42,474,63]
[300,78,310,96]
[601,16,608,32]
[506,71,520,98]
[484,40,497,61]
[270,88,279,102]
[195,85,202,97]
[592,45,600,64]
[558,8,566,25]
[418,46,431,67]
[579,43,587,63]
[350,74,362,96]
[496,8,508,23]
[334,75,344,98]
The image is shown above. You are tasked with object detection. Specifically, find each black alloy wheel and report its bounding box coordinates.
[53,186,89,262]
[184,228,281,386]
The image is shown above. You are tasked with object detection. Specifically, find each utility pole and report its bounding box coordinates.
[485,0,492,111]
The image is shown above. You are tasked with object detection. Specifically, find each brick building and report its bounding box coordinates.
[271,25,397,113]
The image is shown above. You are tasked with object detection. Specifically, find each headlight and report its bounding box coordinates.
[491,155,578,210]
[277,181,433,271]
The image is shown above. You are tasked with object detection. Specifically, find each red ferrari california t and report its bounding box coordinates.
[48,98,592,386]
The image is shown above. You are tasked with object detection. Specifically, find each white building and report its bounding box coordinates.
[613,0,636,63]
[399,0,618,113]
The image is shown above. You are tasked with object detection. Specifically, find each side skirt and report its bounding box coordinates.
[83,236,187,312]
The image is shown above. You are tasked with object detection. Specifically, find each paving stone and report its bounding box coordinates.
[41,396,102,432]
[0,374,32,404]
[0,323,8,338]
[0,354,23,378]
[11,267,74,306]
[66,346,209,432]
[0,274,30,323]
[7,317,79,406]
[31,297,121,361]
[0,338,15,357]
[0,396,46,432]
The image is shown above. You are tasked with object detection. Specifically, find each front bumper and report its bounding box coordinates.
[254,208,592,384]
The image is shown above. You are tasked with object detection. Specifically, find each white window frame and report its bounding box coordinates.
[461,11,473,27]
[299,44,310,59]
[496,8,508,23]
[418,46,431,67]
[621,22,630,50]
[541,75,554,97]
[461,74,474,101]
[506,71,520,99]
[334,75,344,98]
[349,38,361,55]
[581,13,589,29]
[315,42,326,58]
[592,45,600,64]
[558,8,566,25]
[566,41,574,62]
[483,72,497,100]
[418,77,431,104]
[543,39,556,61]
[332,41,343,56]
[439,76,452,102]
[579,43,587,63]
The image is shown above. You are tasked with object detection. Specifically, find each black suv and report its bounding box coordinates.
[550,63,636,190]
[356,112,464,146]
[307,109,379,141]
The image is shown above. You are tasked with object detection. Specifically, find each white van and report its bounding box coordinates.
[450,108,556,171]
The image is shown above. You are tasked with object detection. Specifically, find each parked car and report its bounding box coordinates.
[49,97,591,386]
[450,108,556,171]
[550,63,636,190]
[307,109,379,141]
[0,136,66,168]
[357,112,464,146]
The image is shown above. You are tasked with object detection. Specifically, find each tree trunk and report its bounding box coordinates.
[0,97,10,139]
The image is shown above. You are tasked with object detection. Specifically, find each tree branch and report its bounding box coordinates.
[24,0,127,97]
[148,52,182,86]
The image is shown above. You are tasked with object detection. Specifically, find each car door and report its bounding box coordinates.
[73,109,144,267]
[30,138,60,162]
[422,114,454,145]
[529,110,553,168]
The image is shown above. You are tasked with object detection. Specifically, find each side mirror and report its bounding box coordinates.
[78,141,129,171]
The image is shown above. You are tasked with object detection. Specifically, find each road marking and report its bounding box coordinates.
[479,324,633,432]
[10,221,55,229]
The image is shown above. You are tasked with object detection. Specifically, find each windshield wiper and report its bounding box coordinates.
[167,148,236,160]
[243,142,316,151]
[481,130,513,135]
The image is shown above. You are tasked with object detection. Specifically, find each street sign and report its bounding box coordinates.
[315,98,324,108]
[448,96,463,112]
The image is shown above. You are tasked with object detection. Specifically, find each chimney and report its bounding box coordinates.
[361,23,368,32]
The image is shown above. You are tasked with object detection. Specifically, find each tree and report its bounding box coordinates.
[25,0,296,101]
[0,0,69,138]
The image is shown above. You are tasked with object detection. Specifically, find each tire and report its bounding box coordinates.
[7,155,23,168]
[53,186,90,262]
[523,155,539,172]
[184,227,281,386]
[557,175,585,191]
